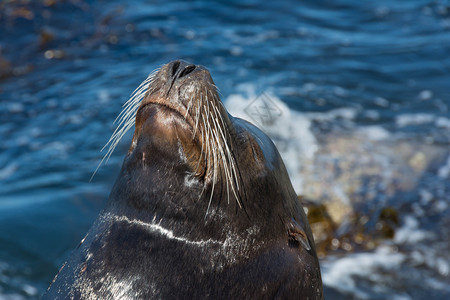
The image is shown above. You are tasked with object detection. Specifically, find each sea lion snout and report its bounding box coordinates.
[166,60,204,97]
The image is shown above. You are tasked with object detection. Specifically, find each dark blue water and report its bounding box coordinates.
[1,1,449,299]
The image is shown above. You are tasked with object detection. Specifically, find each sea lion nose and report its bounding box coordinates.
[170,60,196,80]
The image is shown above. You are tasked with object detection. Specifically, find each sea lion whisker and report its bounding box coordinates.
[214,118,240,207]
[211,113,232,205]
[210,83,224,99]
[103,81,158,158]
[226,149,245,209]
[125,79,153,108]
[197,115,209,200]
[207,102,224,167]
[203,93,211,151]
[210,100,241,206]
[205,92,232,190]
[193,89,201,138]
[121,82,149,112]
[208,100,229,192]
[194,123,206,176]
[205,98,219,188]
[217,100,227,111]
[210,103,237,206]
[90,118,135,181]
[202,108,212,181]
[204,120,217,218]
[128,68,159,99]
[104,119,135,161]
[203,102,215,176]
[117,68,159,122]
[113,71,157,125]
[105,105,138,142]
[207,97,234,209]
[102,105,136,152]
[98,71,156,163]
[184,94,194,119]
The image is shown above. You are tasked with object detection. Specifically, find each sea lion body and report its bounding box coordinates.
[44,61,323,299]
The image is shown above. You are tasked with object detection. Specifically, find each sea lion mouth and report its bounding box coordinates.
[137,102,194,131]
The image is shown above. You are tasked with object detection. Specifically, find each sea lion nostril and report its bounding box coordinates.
[171,61,181,77]
[178,65,196,78]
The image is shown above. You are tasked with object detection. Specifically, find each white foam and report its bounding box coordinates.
[418,90,433,100]
[436,117,450,129]
[357,126,390,141]
[322,208,450,298]
[333,86,348,97]
[225,89,318,194]
[435,200,448,211]
[7,103,24,113]
[305,107,358,122]
[0,163,18,180]
[332,184,351,205]
[97,89,111,103]
[419,189,433,205]
[321,247,406,299]
[396,113,434,127]
[364,110,380,120]
[0,294,26,300]
[436,258,450,277]
[22,284,38,296]
[394,215,431,245]
[374,97,389,107]
[396,114,450,130]
[0,261,31,300]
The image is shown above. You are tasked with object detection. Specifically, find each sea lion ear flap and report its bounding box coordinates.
[287,218,312,251]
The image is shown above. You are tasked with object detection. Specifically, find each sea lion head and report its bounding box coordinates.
[106,60,316,250]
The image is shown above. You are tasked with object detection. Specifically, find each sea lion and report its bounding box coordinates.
[44,60,323,299]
